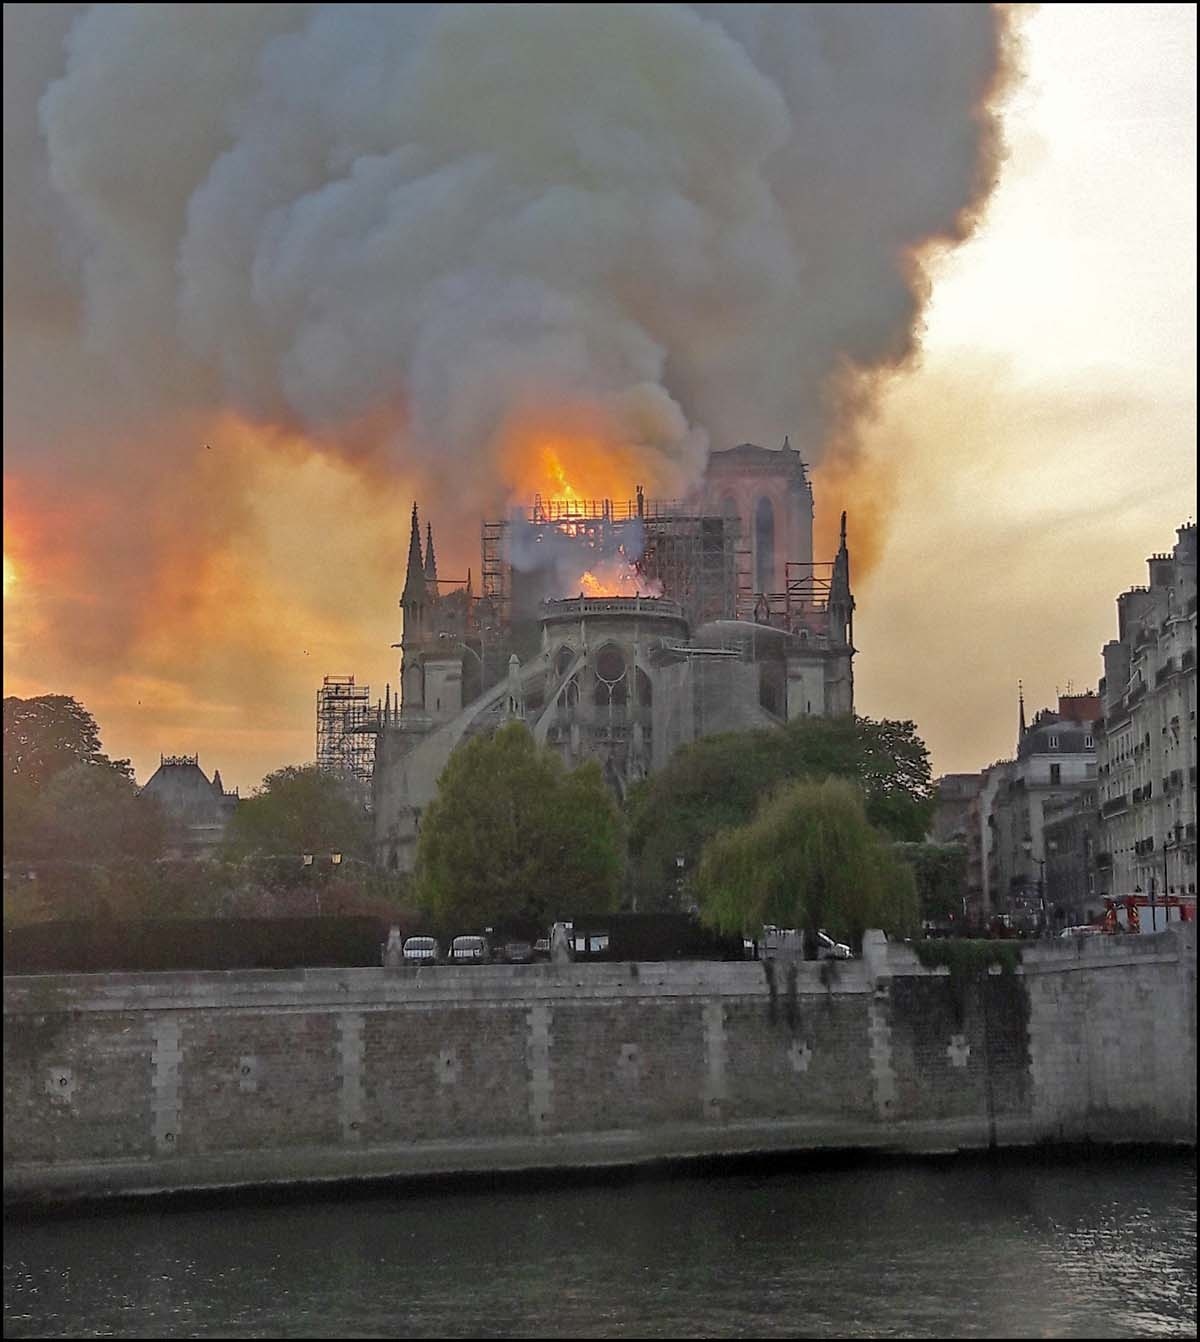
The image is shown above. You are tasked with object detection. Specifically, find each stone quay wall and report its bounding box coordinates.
[4,923,1195,1206]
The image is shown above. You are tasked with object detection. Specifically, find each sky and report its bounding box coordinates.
[851,2,1196,773]
[3,3,1196,793]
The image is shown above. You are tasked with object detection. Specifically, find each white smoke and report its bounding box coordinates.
[9,3,1014,505]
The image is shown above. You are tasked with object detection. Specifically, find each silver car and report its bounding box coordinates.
[402,936,441,965]
[450,935,490,964]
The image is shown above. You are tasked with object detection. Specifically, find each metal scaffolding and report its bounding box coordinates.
[480,497,743,631]
[316,676,375,798]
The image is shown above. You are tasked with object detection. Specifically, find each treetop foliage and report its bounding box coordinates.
[626,713,935,910]
[695,776,919,947]
[415,721,622,931]
[224,764,371,861]
[3,694,132,790]
[892,841,968,924]
[3,695,153,865]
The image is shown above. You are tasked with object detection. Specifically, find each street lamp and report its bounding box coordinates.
[1022,839,1047,937]
[438,631,483,670]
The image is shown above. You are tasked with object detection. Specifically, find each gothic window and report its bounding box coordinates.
[635,667,652,709]
[593,644,628,708]
[555,644,575,678]
[755,496,775,593]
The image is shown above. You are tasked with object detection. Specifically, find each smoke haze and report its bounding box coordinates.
[4,3,1018,786]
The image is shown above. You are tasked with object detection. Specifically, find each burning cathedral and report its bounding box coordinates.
[372,439,855,871]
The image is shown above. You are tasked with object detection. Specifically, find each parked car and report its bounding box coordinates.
[402,936,440,965]
[532,937,551,960]
[500,939,535,964]
[1060,925,1106,938]
[450,935,491,964]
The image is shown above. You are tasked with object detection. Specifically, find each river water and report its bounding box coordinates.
[4,1151,1196,1339]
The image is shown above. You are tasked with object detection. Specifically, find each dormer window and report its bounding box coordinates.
[1048,735,1059,750]
[1084,734,1093,749]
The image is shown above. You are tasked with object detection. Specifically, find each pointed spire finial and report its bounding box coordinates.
[424,519,439,588]
[1018,680,1027,739]
[839,510,847,547]
[402,501,427,608]
[783,433,792,452]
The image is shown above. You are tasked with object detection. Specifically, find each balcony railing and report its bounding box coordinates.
[1134,837,1156,856]
[1155,659,1175,685]
[1096,851,1113,869]
[1101,795,1129,817]
[1182,647,1195,671]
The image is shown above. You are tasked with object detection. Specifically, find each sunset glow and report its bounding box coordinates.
[2,5,1194,793]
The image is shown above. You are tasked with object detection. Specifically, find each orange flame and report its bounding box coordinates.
[497,404,675,512]
[577,560,663,598]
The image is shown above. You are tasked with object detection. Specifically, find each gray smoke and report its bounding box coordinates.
[8,3,1015,506]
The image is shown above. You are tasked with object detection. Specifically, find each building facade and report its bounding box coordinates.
[978,693,1102,931]
[372,441,856,872]
[1096,524,1197,908]
[1042,789,1101,927]
[140,755,239,856]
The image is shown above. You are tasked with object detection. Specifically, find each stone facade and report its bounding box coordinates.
[139,755,239,856]
[1096,524,1198,905]
[5,923,1195,1206]
[1042,790,1101,926]
[977,694,1102,929]
[374,442,856,871]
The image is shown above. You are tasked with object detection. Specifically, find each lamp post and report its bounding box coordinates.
[1022,840,1047,937]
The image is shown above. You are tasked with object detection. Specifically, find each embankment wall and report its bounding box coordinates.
[4,924,1195,1205]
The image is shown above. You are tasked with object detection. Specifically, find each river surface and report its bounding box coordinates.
[4,1152,1196,1339]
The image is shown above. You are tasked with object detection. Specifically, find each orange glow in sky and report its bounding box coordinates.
[2,5,1194,793]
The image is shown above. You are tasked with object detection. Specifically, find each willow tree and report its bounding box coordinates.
[626,714,935,911]
[415,722,622,931]
[695,777,918,952]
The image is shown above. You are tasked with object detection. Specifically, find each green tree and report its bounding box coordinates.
[627,714,935,910]
[415,722,622,930]
[3,694,131,789]
[695,777,919,952]
[224,765,371,863]
[31,761,167,864]
[3,694,135,859]
[893,842,968,925]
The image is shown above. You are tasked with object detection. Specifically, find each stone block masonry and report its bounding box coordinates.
[4,925,1195,1206]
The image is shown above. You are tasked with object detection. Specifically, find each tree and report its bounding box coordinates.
[224,765,371,862]
[3,695,135,858]
[415,722,622,930]
[893,842,968,926]
[27,761,167,864]
[3,694,131,790]
[627,714,935,910]
[695,777,919,952]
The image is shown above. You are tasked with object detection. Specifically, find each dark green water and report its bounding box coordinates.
[4,1153,1196,1338]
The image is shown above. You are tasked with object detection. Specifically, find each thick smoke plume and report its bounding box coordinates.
[4,2,1018,783]
[13,3,1014,495]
